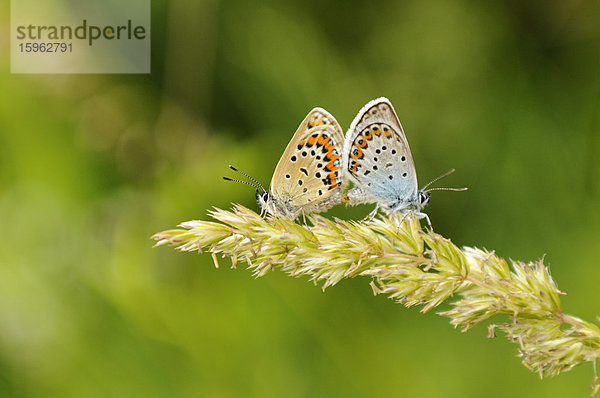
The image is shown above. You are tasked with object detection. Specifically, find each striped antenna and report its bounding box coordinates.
[223,165,267,193]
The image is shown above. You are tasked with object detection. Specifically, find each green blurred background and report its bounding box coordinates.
[2,0,600,397]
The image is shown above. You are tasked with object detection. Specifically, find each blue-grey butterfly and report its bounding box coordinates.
[224,107,344,220]
[342,97,466,225]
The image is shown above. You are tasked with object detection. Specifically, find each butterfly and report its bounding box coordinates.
[342,97,466,225]
[224,107,345,220]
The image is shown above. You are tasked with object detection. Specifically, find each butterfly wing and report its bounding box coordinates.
[269,108,344,218]
[342,97,419,211]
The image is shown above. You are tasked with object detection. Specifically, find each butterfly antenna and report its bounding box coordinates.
[426,187,468,192]
[422,169,468,192]
[222,176,262,190]
[225,165,267,193]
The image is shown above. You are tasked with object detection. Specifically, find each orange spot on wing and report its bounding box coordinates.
[325,159,339,171]
[328,173,338,188]
[355,137,367,148]
[384,130,392,138]
[307,136,318,146]
[323,140,335,152]
[364,130,373,140]
[351,148,363,159]
[324,146,339,158]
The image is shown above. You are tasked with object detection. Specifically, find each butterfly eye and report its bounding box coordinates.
[255,190,269,204]
[418,192,430,206]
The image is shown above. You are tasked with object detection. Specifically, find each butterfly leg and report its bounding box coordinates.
[364,205,380,222]
[395,211,410,233]
[414,211,432,230]
[393,211,431,232]
[399,211,409,224]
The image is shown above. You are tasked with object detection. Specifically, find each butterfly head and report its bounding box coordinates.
[255,190,268,204]
[417,190,430,210]
[255,190,271,210]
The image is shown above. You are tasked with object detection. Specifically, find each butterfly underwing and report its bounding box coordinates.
[226,107,345,220]
[342,97,431,221]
